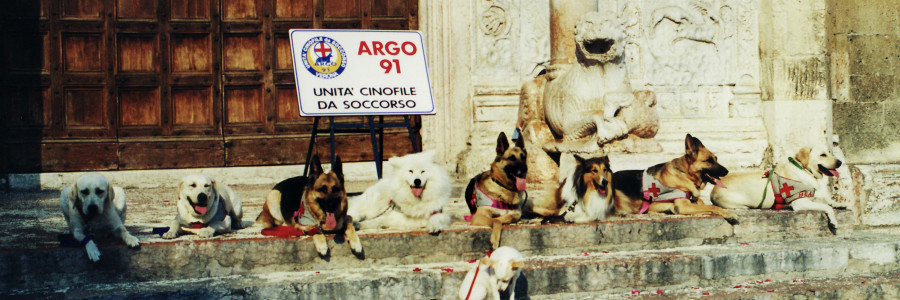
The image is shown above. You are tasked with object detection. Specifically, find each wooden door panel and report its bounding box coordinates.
[171,34,212,72]
[171,1,211,20]
[62,34,103,72]
[274,0,312,19]
[117,34,158,72]
[224,35,262,71]
[61,0,102,19]
[116,0,157,20]
[172,87,214,126]
[42,142,118,171]
[64,88,106,127]
[225,86,264,124]
[223,0,259,20]
[119,87,160,126]
[224,132,416,166]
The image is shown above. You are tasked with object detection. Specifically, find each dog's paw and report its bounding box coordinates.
[162,228,179,239]
[426,214,450,234]
[198,227,216,238]
[124,235,141,248]
[85,241,101,262]
[316,242,330,257]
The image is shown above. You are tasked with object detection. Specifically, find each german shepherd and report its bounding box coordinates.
[528,155,614,222]
[464,132,528,249]
[255,155,363,258]
[612,134,737,223]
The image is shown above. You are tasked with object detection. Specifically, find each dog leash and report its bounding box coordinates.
[464,250,494,300]
[757,168,776,209]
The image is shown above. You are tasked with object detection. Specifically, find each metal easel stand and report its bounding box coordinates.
[302,115,419,179]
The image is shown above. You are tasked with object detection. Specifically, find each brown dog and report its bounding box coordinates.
[464,132,528,249]
[256,155,362,258]
[528,155,614,223]
[612,134,737,223]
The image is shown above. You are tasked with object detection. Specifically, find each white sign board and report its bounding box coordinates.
[289,30,435,116]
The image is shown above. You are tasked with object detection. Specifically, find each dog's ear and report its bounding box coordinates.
[685,134,704,159]
[68,182,81,211]
[496,132,510,155]
[308,155,324,177]
[598,156,610,168]
[511,260,524,270]
[514,132,525,149]
[480,256,496,267]
[107,182,115,205]
[332,155,345,185]
[574,154,586,165]
[795,147,812,168]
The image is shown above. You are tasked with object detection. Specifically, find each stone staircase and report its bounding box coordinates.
[3,182,899,299]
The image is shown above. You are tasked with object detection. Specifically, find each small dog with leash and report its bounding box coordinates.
[458,246,525,300]
[256,155,362,258]
[612,134,737,223]
[711,146,846,232]
[60,173,140,262]
[162,174,243,239]
[464,132,528,249]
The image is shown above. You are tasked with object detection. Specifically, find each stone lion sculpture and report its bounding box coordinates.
[519,12,660,183]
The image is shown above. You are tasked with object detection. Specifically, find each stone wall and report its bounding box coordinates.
[828,0,900,226]
[829,0,900,164]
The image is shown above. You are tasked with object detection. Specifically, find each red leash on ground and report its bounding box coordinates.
[260,226,320,237]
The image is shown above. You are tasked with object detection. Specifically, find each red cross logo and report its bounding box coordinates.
[647,183,661,198]
[779,183,794,198]
[314,42,331,58]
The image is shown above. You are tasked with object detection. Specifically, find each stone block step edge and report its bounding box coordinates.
[7,231,900,300]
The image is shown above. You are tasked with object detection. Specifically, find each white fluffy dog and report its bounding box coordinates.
[60,173,140,262]
[348,150,452,234]
[711,146,846,230]
[458,246,525,300]
[162,174,242,239]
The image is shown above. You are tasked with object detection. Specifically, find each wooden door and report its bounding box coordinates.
[0,0,420,173]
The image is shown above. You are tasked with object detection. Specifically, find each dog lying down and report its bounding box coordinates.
[711,146,846,232]
[348,150,452,234]
[162,174,243,239]
[60,173,140,262]
[458,246,525,300]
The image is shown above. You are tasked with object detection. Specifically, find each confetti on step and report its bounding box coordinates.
[315,271,320,274]
[692,287,699,289]
[733,285,742,288]
[756,280,763,284]
[441,268,454,272]
[630,290,640,295]
[740,242,750,246]
[601,251,609,253]
[767,290,774,292]
[413,267,422,272]
[793,279,798,282]
[163,200,169,203]
[577,252,589,256]
[765,279,772,282]
[656,290,664,294]
[702,292,710,296]
[862,281,867,284]
[465,259,477,263]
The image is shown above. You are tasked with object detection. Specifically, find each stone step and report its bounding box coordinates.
[8,229,898,299]
[0,208,849,293]
[532,273,900,299]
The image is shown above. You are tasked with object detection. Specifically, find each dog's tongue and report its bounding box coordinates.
[830,169,840,178]
[194,205,207,214]
[411,187,424,197]
[325,213,337,229]
[713,177,727,188]
[515,177,527,191]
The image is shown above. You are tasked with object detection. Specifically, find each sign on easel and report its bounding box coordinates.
[289,30,435,116]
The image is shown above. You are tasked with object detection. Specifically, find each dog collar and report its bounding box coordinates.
[788,157,806,171]
[640,170,691,210]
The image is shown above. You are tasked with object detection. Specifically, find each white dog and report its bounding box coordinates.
[711,146,846,230]
[458,246,525,300]
[60,173,140,262]
[162,175,242,239]
[348,150,452,233]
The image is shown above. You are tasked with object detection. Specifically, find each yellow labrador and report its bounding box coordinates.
[163,174,242,239]
[60,173,140,262]
[711,146,845,231]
